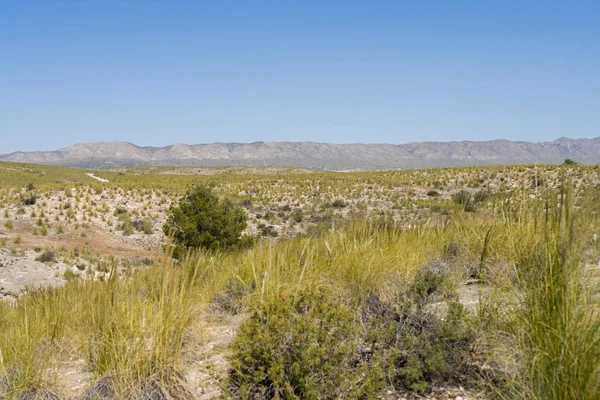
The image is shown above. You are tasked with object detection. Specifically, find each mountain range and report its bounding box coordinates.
[1,137,599,170]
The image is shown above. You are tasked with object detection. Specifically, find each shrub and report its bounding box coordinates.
[362,296,475,394]
[292,209,304,223]
[473,189,490,204]
[63,268,79,281]
[163,186,248,252]
[229,288,366,399]
[451,190,475,212]
[426,190,440,197]
[564,158,577,165]
[35,251,56,263]
[121,220,135,236]
[331,199,347,208]
[22,195,37,206]
[259,225,278,238]
[133,218,153,234]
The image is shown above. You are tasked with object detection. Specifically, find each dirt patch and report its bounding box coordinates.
[0,248,66,301]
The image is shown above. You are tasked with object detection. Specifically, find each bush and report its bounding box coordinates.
[292,209,304,223]
[564,158,577,165]
[426,190,440,197]
[133,218,153,234]
[362,297,475,394]
[473,189,490,204]
[331,199,347,208]
[259,225,278,238]
[35,251,56,263]
[22,195,37,206]
[63,269,79,281]
[451,190,475,212]
[229,289,366,399]
[163,186,248,252]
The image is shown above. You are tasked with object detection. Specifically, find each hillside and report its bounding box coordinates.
[2,137,599,170]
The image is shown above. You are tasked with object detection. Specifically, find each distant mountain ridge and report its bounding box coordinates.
[1,137,599,170]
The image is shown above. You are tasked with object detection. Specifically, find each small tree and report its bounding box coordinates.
[163,186,248,253]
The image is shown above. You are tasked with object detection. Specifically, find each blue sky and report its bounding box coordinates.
[1,1,599,152]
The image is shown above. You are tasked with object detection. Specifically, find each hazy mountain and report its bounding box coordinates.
[1,137,599,170]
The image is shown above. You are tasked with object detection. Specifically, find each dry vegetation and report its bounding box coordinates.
[0,160,599,399]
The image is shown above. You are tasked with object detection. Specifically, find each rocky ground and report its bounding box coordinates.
[0,245,66,302]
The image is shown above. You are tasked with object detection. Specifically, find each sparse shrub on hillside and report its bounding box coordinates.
[121,219,135,236]
[473,189,491,204]
[259,224,278,238]
[63,268,79,281]
[331,199,347,208]
[133,218,153,234]
[292,208,304,223]
[163,186,249,253]
[426,190,440,197]
[22,195,37,206]
[451,190,476,212]
[35,251,55,263]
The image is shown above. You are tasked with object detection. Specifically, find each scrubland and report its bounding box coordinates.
[0,161,599,399]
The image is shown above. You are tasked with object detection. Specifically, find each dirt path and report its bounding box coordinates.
[85,173,110,182]
[183,313,246,399]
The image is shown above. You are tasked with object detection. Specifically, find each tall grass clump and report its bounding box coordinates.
[500,187,600,399]
[0,247,210,399]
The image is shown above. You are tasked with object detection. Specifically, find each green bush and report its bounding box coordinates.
[22,195,37,206]
[451,190,475,212]
[362,296,475,394]
[331,199,347,208]
[35,251,56,263]
[229,289,367,399]
[163,186,248,252]
[133,218,153,234]
[259,224,278,238]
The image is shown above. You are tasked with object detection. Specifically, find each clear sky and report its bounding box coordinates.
[1,1,599,153]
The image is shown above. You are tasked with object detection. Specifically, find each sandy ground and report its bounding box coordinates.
[0,246,66,301]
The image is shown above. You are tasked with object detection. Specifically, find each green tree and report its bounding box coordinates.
[163,186,248,252]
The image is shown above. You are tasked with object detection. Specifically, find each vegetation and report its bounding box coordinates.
[0,160,598,398]
[163,185,249,253]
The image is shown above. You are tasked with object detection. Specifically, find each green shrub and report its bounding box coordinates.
[362,296,475,394]
[426,190,440,197]
[22,195,37,206]
[163,186,248,252]
[121,219,135,236]
[133,218,153,234]
[451,190,475,212]
[35,251,56,263]
[292,209,303,223]
[331,199,347,208]
[259,224,278,238]
[473,189,490,204]
[229,288,367,399]
[63,268,79,281]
